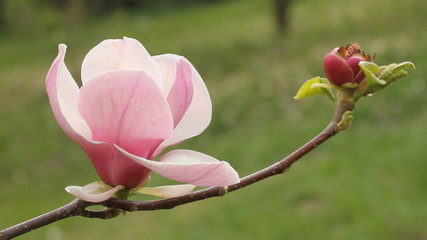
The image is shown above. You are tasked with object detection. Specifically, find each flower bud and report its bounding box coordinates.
[323,43,372,86]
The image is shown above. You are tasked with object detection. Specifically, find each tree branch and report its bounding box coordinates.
[0,94,354,240]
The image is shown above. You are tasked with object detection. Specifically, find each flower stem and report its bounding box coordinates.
[115,189,130,200]
[0,96,354,239]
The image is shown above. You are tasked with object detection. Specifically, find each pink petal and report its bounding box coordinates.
[81,142,152,188]
[45,44,91,140]
[131,184,196,198]
[323,53,354,85]
[346,56,364,78]
[152,55,212,155]
[117,147,240,187]
[78,70,174,158]
[46,45,152,189]
[167,58,194,127]
[65,182,125,202]
[353,69,366,84]
[47,46,154,189]
[81,37,162,89]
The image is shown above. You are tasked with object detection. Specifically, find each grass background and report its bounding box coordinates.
[0,0,426,239]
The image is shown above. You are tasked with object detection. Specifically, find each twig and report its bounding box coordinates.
[0,93,354,240]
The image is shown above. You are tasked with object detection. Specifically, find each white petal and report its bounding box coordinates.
[65,182,125,202]
[131,184,196,198]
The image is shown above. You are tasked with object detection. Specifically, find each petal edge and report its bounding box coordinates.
[118,147,240,187]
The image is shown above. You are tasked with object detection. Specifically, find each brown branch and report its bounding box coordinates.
[0,94,354,240]
[0,199,87,240]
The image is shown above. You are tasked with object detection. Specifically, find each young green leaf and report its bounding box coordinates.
[294,77,336,102]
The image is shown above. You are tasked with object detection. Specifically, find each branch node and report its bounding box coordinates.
[219,186,228,196]
[130,204,138,212]
[337,111,354,131]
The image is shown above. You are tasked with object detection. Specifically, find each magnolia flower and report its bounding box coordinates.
[46,37,239,202]
[323,43,372,86]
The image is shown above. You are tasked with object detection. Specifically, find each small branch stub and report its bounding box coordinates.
[337,111,353,130]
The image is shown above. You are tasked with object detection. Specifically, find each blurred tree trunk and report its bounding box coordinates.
[273,0,292,32]
[0,0,5,29]
[66,0,86,28]
[89,0,121,12]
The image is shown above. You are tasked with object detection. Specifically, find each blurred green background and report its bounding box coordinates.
[1,0,426,239]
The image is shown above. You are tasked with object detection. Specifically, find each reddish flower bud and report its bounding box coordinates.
[323,43,372,86]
